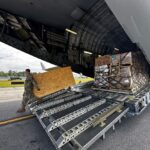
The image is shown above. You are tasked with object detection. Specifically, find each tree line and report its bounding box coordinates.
[0,70,25,77]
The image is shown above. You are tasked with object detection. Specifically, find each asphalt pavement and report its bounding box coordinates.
[0,87,150,150]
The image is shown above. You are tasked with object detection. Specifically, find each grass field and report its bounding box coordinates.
[0,80,24,87]
[0,77,94,88]
[75,77,94,84]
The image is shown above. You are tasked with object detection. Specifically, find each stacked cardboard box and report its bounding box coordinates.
[95,51,150,93]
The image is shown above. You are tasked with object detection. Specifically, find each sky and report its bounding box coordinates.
[0,42,55,72]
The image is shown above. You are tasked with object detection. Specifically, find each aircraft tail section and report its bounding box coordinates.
[40,62,46,71]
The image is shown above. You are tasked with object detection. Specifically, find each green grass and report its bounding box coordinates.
[75,77,94,84]
[0,80,24,87]
[0,77,94,87]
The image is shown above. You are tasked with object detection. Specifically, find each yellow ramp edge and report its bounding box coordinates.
[33,67,75,98]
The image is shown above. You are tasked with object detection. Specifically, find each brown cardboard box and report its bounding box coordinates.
[120,52,132,65]
[111,52,132,66]
[95,55,112,66]
[111,66,131,77]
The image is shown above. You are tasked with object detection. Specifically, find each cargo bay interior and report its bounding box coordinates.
[0,0,150,150]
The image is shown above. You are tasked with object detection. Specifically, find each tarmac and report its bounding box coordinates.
[0,87,150,150]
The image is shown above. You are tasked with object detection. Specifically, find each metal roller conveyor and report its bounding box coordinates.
[56,102,120,148]
[30,91,76,110]
[39,96,92,119]
[31,93,83,112]
[28,90,68,108]
[91,91,106,97]
[46,99,106,132]
[42,89,68,101]
[52,91,76,100]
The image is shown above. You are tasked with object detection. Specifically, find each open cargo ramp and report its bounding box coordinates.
[28,67,150,150]
[29,88,129,150]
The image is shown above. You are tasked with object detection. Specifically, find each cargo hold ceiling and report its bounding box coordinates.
[0,0,97,28]
[0,0,143,77]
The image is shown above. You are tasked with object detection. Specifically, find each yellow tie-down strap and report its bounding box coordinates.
[93,103,123,127]
[33,67,75,99]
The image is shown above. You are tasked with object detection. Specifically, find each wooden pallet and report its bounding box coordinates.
[33,67,75,98]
